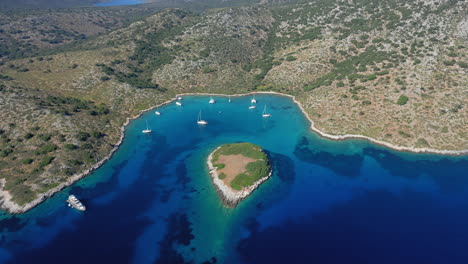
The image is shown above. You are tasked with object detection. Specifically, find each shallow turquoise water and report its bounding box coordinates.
[0,94,467,263]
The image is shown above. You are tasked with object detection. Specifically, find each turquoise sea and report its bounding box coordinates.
[0,94,467,263]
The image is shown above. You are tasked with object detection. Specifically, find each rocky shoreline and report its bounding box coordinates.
[1,91,466,214]
[0,94,179,214]
[206,147,271,207]
[167,91,468,156]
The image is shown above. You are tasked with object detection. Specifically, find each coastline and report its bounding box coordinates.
[180,91,468,156]
[0,94,181,214]
[206,147,271,207]
[1,91,466,215]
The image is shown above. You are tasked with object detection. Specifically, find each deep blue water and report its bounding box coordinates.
[95,0,145,7]
[0,94,467,264]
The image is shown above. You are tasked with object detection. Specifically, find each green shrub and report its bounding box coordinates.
[398,130,411,138]
[0,148,13,157]
[22,158,34,165]
[0,75,13,80]
[376,70,389,75]
[35,144,58,155]
[214,163,225,170]
[24,133,34,139]
[68,159,83,166]
[38,134,52,141]
[367,74,377,80]
[88,110,98,116]
[202,67,216,73]
[39,156,55,167]
[397,95,409,105]
[64,144,78,150]
[92,131,104,138]
[286,55,297,61]
[80,143,91,149]
[458,61,468,68]
[77,132,90,141]
[443,60,456,66]
[416,138,429,147]
[218,172,226,180]
[57,134,66,142]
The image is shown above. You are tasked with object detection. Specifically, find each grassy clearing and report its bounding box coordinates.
[212,143,267,163]
[212,142,270,191]
[230,160,270,191]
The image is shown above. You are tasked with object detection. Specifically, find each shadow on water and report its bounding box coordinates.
[237,189,468,264]
[7,136,197,264]
[294,136,364,178]
[153,212,217,264]
[154,213,194,264]
[0,217,27,233]
[363,148,468,192]
[266,151,296,184]
[248,150,296,216]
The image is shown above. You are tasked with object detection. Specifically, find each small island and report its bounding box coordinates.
[207,143,272,207]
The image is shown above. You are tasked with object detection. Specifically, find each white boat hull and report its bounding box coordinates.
[67,195,86,211]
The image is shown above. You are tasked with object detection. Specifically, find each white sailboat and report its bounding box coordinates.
[249,105,256,109]
[197,110,208,125]
[262,105,271,118]
[209,96,215,104]
[142,120,151,133]
[176,101,182,106]
[251,95,257,104]
[228,96,231,103]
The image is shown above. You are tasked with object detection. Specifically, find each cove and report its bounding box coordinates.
[0,94,467,264]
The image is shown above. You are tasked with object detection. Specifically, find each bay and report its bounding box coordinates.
[0,94,467,264]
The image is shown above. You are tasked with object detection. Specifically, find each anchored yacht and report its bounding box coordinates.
[262,105,271,118]
[251,95,257,104]
[142,120,151,133]
[197,110,208,125]
[67,195,86,211]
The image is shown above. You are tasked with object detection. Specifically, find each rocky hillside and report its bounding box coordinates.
[0,6,161,61]
[0,0,466,210]
[269,0,467,150]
